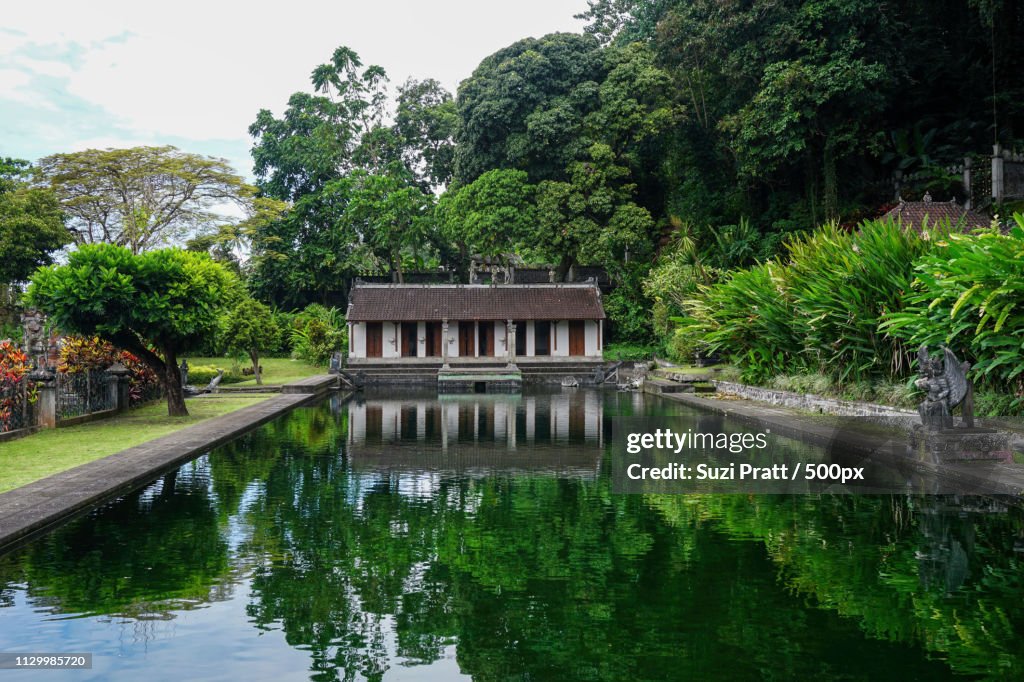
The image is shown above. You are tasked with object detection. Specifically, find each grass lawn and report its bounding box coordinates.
[0,394,272,493]
[655,365,717,375]
[184,356,323,386]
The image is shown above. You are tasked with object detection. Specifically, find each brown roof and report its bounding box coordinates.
[347,284,605,322]
[883,199,989,232]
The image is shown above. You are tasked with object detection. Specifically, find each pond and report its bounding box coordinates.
[0,389,1022,680]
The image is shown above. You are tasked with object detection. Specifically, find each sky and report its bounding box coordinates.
[0,1,586,181]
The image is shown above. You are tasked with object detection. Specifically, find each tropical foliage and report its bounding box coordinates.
[57,335,161,405]
[882,215,1024,409]
[219,297,279,384]
[0,340,35,431]
[27,245,240,416]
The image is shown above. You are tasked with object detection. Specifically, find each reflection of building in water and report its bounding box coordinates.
[347,391,604,476]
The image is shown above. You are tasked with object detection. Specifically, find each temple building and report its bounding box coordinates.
[345,283,606,387]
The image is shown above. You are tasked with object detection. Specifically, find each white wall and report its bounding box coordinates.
[552,321,569,357]
[525,321,535,356]
[350,322,366,358]
[417,321,426,358]
[585,320,600,356]
[494,320,508,358]
[382,321,399,358]
[448,323,460,358]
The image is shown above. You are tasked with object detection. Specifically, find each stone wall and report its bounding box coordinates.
[711,380,917,419]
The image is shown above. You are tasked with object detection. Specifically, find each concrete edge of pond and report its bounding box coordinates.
[659,390,1024,500]
[0,379,345,554]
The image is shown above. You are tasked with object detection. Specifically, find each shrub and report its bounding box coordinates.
[604,343,658,362]
[58,335,118,372]
[686,219,930,384]
[665,327,698,364]
[186,365,222,386]
[882,216,1024,409]
[59,336,161,405]
[785,220,928,381]
[289,304,347,366]
[685,261,800,384]
[0,340,35,430]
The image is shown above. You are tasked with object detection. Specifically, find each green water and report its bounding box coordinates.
[0,390,1023,681]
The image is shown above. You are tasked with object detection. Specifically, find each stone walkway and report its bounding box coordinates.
[0,380,337,552]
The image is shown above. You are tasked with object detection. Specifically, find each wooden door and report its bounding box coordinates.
[479,322,494,357]
[459,321,474,357]
[425,322,442,357]
[366,322,383,358]
[400,322,418,357]
[568,321,585,356]
[534,321,550,356]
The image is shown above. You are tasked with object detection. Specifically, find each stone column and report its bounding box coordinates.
[441,319,450,369]
[107,362,131,411]
[993,144,1005,203]
[506,320,516,369]
[963,157,973,210]
[32,368,57,428]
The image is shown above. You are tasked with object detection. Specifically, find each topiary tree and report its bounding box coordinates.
[220,297,279,385]
[26,244,239,416]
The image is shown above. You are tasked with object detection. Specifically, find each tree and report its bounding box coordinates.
[0,158,70,287]
[436,169,537,269]
[220,297,278,385]
[453,33,606,184]
[535,143,655,279]
[249,46,389,202]
[26,244,239,416]
[393,78,459,189]
[343,165,436,283]
[37,146,253,253]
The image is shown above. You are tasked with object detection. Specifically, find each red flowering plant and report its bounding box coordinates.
[58,336,161,406]
[0,340,36,432]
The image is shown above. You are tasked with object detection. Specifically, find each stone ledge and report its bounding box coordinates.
[711,380,917,419]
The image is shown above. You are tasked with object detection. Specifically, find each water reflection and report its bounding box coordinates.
[0,391,1020,680]
[347,389,604,476]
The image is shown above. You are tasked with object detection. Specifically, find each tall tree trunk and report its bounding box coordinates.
[161,346,188,417]
[250,350,262,385]
[393,248,404,284]
[554,254,575,282]
[109,332,187,417]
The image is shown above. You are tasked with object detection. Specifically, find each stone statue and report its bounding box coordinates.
[21,309,46,367]
[179,359,190,387]
[915,345,974,430]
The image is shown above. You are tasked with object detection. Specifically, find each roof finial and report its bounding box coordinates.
[923,191,932,203]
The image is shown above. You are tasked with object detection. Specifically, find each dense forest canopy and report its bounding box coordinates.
[235,0,1024,342]
[7,0,1023,345]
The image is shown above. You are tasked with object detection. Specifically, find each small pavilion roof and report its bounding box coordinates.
[883,195,989,232]
[347,283,606,322]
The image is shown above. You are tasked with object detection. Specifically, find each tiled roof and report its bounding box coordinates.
[883,200,989,232]
[347,284,605,321]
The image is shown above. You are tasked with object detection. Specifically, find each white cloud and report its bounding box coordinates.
[1,0,586,167]
[0,68,30,88]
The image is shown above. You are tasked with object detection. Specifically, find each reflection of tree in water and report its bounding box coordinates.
[648,494,1024,678]
[1,394,1024,680]
[238,443,969,681]
[0,462,234,632]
